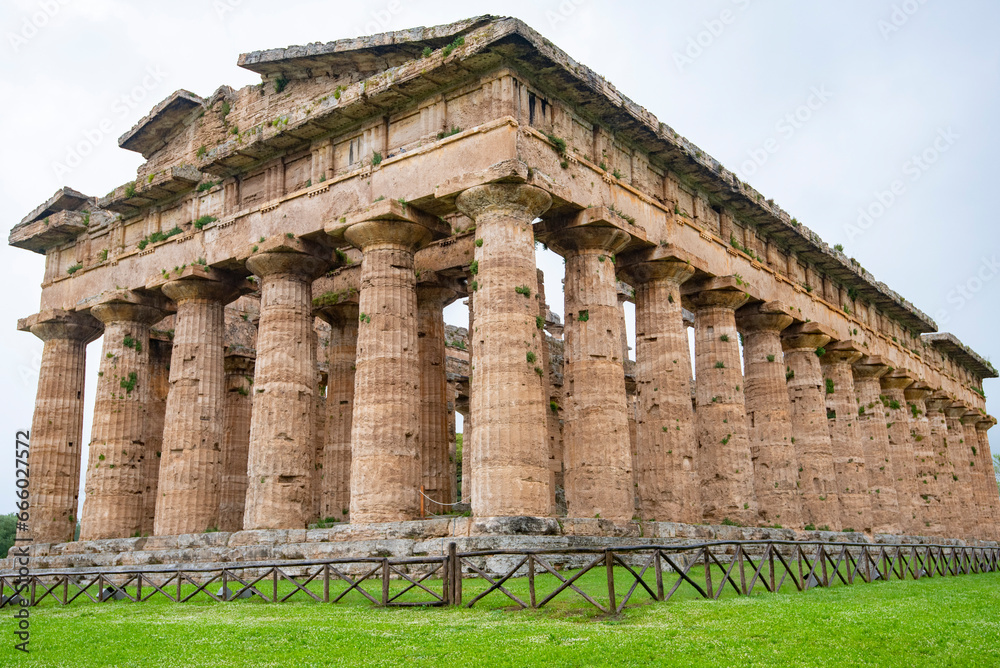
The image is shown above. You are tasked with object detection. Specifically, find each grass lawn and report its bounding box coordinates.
[1,565,997,667]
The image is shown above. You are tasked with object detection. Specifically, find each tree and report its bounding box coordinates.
[0,513,16,559]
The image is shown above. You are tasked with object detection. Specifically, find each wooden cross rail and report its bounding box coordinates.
[2,540,996,614]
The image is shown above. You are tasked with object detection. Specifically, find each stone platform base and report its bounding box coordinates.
[3,517,994,575]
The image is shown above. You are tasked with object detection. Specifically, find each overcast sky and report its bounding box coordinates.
[1,0,998,516]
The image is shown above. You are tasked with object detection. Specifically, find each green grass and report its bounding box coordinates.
[3,567,998,666]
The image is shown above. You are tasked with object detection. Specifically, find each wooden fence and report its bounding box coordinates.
[1,540,997,615]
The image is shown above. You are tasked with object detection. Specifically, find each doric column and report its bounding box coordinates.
[616,282,640,515]
[944,402,977,539]
[783,322,840,531]
[18,310,100,544]
[974,416,999,539]
[821,341,872,534]
[337,200,445,523]
[218,351,254,533]
[737,301,801,529]
[538,269,563,514]
[142,335,171,535]
[154,268,242,535]
[81,294,168,540]
[962,410,991,539]
[685,277,757,526]
[852,356,901,535]
[549,225,633,521]
[311,368,327,523]
[456,183,553,519]
[880,370,917,534]
[315,302,357,523]
[618,255,699,523]
[903,381,936,535]
[244,238,329,530]
[925,392,956,537]
[417,282,458,508]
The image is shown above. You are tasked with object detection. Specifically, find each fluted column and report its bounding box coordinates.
[538,270,563,514]
[19,311,100,544]
[963,410,991,539]
[244,240,328,529]
[550,226,633,521]
[616,284,640,515]
[316,303,357,522]
[737,302,801,529]
[686,278,756,526]
[903,382,937,535]
[611,260,693,523]
[783,322,840,531]
[852,356,901,535]
[155,271,241,535]
[218,352,254,532]
[925,393,956,537]
[456,184,553,519]
[417,285,455,508]
[944,402,976,539]
[342,212,437,523]
[880,370,917,533]
[974,417,999,539]
[142,336,171,535]
[81,298,167,540]
[821,341,872,534]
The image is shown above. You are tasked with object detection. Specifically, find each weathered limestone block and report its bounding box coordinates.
[737,301,801,529]
[315,302,358,523]
[81,295,168,540]
[686,277,757,526]
[821,341,872,534]
[244,239,329,530]
[456,183,553,519]
[417,283,457,508]
[550,225,633,521]
[852,356,901,535]
[619,257,699,524]
[338,201,446,523]
[19,310,100,544]
[880,370,918,534]
[155,269,242,535]
[944,402,977,539]
[142,336,171,535]
[783,322,840,531]
[218,352,254,533]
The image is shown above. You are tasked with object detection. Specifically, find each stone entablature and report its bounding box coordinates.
[9,16,998,546]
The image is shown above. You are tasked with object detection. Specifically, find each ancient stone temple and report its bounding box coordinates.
[10,16,999,555]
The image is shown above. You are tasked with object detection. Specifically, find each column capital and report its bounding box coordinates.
[852,355,891,381]
[820,340,865,366]
[781,321,835,352]
[18,309,101,344]
[903,380,934,402]
[88,290,171,326]
[961,409,982,425]
[944,401,969,419]
[925,390,951,413]
[246,236,331,279]
[736,301,794,333]
[455,182,552,221]
[683,276,750,311]
[158,266,248,304]
[880,368,915,391]
[314,301,360,328]
[976,414,997,431]
[617,243,701,286]
[546,225,631,256]
[224,349,256,374]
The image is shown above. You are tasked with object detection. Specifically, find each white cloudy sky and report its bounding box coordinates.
[1,0,998,515]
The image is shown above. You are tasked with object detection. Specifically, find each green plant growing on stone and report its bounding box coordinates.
[193,215,217,230]
[120,371,138,394]
[475,238,483,247]
[815,347,826,357]
[526,351,537,364]
[719,334,729,342]
[826,378,835,395]
[359,313,371,323]
[550,401,559,413]
[196,145,207,159]
[786,367,795,381]
[715,361,725,369]
[469,260,478,275]
[767,354,775,363]
[577,310,589,322]
[514,285,531,297]
[422,46,433,58]
[536,316,544,329]
[273,75,289,94]
[437,127,462,140]
[441,35,465,58]
[66,263,83,275]
[123,182,136,199]
[372,151,383,166]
